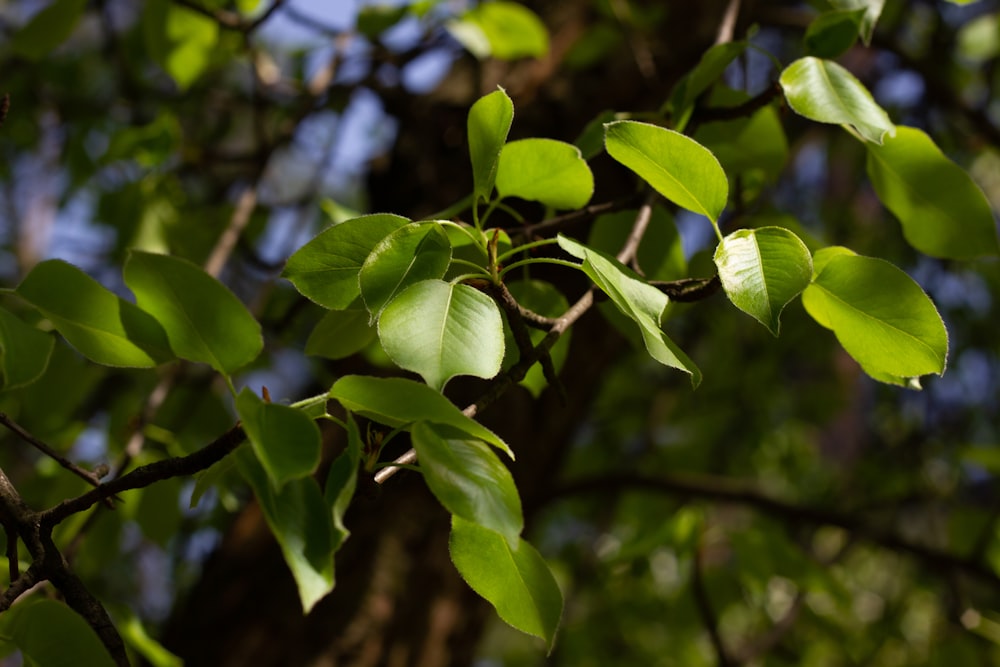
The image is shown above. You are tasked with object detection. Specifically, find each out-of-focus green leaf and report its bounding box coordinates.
[413,422,523,545]
[16,260,173,368]
[448,2,549,60]
[143,0,220,90]
[0,598,116,667]
[329,375,513,458]
[378,279,504,391]
[10,0,88,60]
[694,91,788,180]
[604,121,728,223]
[805,8,867,58]
[828,0,885,43]
[667,41,747,128]
[305,307,377,360]
[496,139,594,210]
[865,125,1000,259]
[124,251,262,374]
[0,307,54,389]
[236,388,322,489]
[283,214,409,310]
[236,448,334,613]
[450,516,562,650]
[468,88,514,204]
[714,227,813,335]
[780,57,895,144]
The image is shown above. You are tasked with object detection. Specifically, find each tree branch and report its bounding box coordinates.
[0,412,104,488]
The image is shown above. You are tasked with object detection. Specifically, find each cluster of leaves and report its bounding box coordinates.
[1,0,999,664]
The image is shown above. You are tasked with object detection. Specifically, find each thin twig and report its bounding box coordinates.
[0,413,103,488]
[715,0,742,46]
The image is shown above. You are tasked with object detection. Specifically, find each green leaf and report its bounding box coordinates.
[10,0,88,60]
[828,0,885,44]
[588,207,686,282]
[0,597,116,667]
[236,388,322,489]
[377,279,505,391]
[469,88,515,204]
[805,9,867,58]
[413,422,523,546]
[124,251,262,374]
[448,2,549,60]
[558,236,701,386]
[360,223,452,319]
[236,448,335,612]
[667,41,747,128]
[714,227,813,336]
[496,139,594,210]
[449,516,562,650]
[505,280,571,397]
[604,120,728,223]
[801,250,948,383]
[16,259,172,368]
[283,214,409,310]
[779,57,895,144]
[325,414,361,552]
[143,0,220,90]
[329,375,513,458]
[574,110,619,160]
[694,90,788,180]
[0,307,54,389]
[865,125,1000,259]
[356,3,409,38]
[118,610,183,667]
[305,307,377,360]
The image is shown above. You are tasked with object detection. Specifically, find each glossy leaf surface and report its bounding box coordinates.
[124,251,262,374]
[469,88,514,203]
[865,126,1000,259]
[236,388,322,489]
[378,279,504,392]
[558,236,701,385]
[329,375,512,458]
[802,249,948,383]
[413,422,523,545]
[16,259,172,368]
[714,227,813,335]
[283,214,409,310]
[496,139,594,210]
[360,223,452,319]
[780,57,895,144]
[604,121,728,223]
[450,516,562,650]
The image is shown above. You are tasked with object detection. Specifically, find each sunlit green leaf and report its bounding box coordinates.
[360,223,452,319]
[865,126,1000,259]
[558,236,701,385]
[329,375,513,458]
[413,422,523,545]
[236,388,322,489]
[10,0,88,60]
[694,90,788,180]
[378,279,504,391]
[283,214,409,310]
[0,307,54,389]
[450,516,562,650]
[0,598,116,667]
[604,120,728,223]
[448,2,549,60]
[124,251,262,374]
[496,139,594,210]
[236,448,335,612]
[802,249,948,383]
[780,57,895,144]
[16,259,172,368]
[714,227,813,336]
[469,88,515,203]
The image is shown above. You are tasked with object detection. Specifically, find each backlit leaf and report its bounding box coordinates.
[413,422,523,546]
[604,120,728,223]
[714,227,813,335]
[16,259,172,368]
[780,57,895,144]
[377,279,504,391]
[360,223,452,319]
[329,375,512,458]
[865,126,1000,259]
[283,214,409,310]
[469,88,514,203]
[450,516,562,650]
[496,139,594,210]
[124,251,262,374]
[448,2,549,60]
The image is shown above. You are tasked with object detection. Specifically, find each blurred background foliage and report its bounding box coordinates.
[1,0,1000,665]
